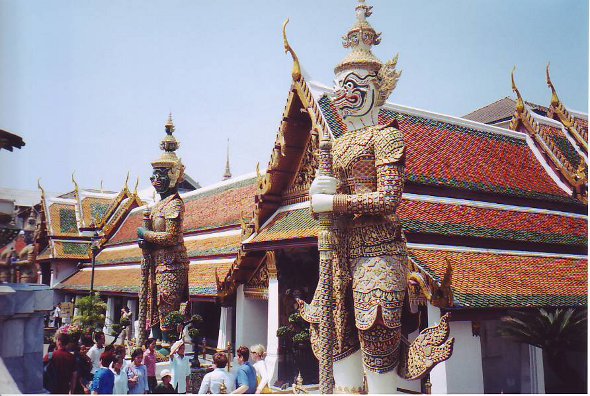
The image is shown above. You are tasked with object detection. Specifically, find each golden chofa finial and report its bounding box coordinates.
[511,66,524,113]
[71,171,80,195]
[134,176,139,195]
[283,19,302,82]
[546,62,559,107]
[37,178,45,197]
[124,171,130,191]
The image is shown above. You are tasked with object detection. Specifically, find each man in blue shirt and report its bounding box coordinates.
[233,346,257,394]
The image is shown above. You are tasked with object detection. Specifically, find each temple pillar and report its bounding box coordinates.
[235,284,267,351]
[217,307,233,350]
[529,345,545,393]
[427,304,484,394]
[104,297,115,334]
[128,299,138,340]
[265,253,279,386]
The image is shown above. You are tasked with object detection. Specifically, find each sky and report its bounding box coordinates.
[0,0,588,195]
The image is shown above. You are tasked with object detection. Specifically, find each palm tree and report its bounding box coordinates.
[498,308,587,393]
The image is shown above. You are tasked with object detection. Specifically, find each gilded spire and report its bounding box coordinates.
[223,138,232,180]
[511,66,524,113]
[335,0,401,106]
[546,62,559,107]
[124,171,130,191]
[71,171,80,196]
[152,113,185,187]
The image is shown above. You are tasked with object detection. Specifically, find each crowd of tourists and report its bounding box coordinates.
[43,331,191,395]
[44,328,271,395]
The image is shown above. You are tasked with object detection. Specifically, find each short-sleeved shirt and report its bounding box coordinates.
[47,348,77,394]
[90,367,115,394]
[87,345,105,374]
[112,369,129,395]
[236,362,257,394]
[143,350,157,377]
[126,364,149,394]
[170,355,191,393]
[198,368,235,394]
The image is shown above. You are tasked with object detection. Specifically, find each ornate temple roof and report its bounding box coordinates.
[54,174,258,301]
[409,248,587,308]
[55,261,233,298]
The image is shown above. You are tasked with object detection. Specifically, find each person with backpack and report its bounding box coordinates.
[44,332,77,394]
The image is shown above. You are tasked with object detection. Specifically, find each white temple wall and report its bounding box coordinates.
[265,277,279,385]
[217,306,233,350]
[234,284,268,351]
[427,305,484,394]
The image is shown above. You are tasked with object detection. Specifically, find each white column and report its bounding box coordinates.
[265,277,279,386]
[235,284,246,350]
[127,299,138,340]
[445,320,484,393]
[529,345,545,393]
[427,305,448,394]
[217,306,233,350]
[104,297,115,334]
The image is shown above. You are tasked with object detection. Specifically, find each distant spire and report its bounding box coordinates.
[223,138,232,180]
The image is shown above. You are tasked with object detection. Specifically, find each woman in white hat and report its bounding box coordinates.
[153,370,175,394]
[250,345,271,394]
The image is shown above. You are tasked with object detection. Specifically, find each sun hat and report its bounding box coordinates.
[170,340,184,355]
[160,369,172,379]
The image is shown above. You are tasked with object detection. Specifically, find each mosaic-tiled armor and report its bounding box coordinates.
[142,193,189,332]
[332,122,407,373]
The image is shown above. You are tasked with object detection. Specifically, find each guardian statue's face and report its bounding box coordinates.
[150,168,171,194]
[333,69,378,119]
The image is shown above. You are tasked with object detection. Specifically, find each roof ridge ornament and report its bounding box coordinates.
[282,19,302,81]
[546,62,559,107]
[511,66,525,114]
[71,171,80,196]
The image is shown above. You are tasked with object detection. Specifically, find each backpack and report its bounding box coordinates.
[43,352,58,393]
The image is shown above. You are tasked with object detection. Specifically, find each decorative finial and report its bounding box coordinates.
[511,66,524,113]
[223,138,232,181]
[152,113,185,187]
[100,180,104,193]
[71,171,80,195]
[546,62,559,106]
[125,171,130,191]
[283,19,302,81]
[37,178,45,197]
[335,0,401,106]
[134,176,139,194]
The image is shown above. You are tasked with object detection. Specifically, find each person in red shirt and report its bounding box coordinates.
[142,338,157,393]
[44,332,77,394]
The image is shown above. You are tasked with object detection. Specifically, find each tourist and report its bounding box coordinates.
[71,341,93,394]
[120,307,133,345]
[170,340,190,394]
[111,356,129,395]
[153,369,176,394]
[143,338,157,393]
[232,346,257,394]
[112,345,129,371]
[88,331,106,376]
[198,352,235,394]
[54,303,62,328]
[44,332,77,394]
[90,352,115,394]
[250,345,270,394]
[127,348,149,394]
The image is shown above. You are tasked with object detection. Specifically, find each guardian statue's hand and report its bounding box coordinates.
[137,227,147,239]
[310,174,339,195]
[311,194,334,213]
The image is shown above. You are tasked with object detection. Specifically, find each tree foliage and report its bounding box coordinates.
[72,294,107,332]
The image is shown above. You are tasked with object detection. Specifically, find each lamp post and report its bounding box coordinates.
[89,230,100,295]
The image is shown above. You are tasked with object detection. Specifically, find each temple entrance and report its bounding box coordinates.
[276,247,319,386]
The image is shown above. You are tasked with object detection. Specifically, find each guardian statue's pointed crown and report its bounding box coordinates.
[335,0,401,107]
[151,113,185,187]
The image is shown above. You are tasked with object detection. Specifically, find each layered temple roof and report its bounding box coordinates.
[56,174,258,301]
[227,63,587,310]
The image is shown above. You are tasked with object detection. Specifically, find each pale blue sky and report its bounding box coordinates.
[0,0,587,194]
